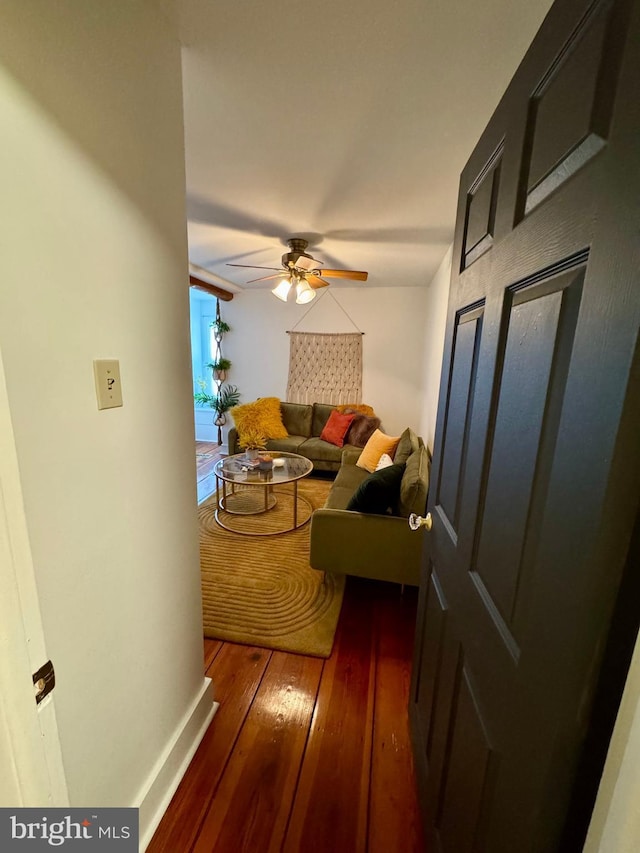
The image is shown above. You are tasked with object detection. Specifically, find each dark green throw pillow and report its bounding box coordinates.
[346,464,406,515]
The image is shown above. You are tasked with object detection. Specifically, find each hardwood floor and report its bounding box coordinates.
[196,440,224,504]
[149,587,424,852]
[153,442,426,851]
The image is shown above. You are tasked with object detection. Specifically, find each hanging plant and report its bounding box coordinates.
[194,382,240,423]
[207,357,232,381]
[203,302,236,444]
[212,319,231,342]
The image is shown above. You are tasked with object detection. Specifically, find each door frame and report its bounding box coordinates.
[0,344,68,807]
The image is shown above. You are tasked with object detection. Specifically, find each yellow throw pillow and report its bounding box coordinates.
[356,428,401,473]
[231,397,288,448]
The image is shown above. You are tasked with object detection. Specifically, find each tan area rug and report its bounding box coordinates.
[198,477,345,658]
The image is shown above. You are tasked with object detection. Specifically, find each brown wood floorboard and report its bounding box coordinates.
[147,644,272,853]
[282,582,377,853]
[196,440,224,504]
[196,441,222,457]
[369,588,426,852]
[204,638,223,673]
[193,652,324,853]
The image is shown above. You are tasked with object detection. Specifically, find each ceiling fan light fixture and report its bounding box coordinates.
[272,276,292,301]
[228,237,369,295]
[295,278,316,304]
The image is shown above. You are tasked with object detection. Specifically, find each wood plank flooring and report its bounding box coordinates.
[151,442,425,850]
[148,578,425,852]
[196,440,224,504]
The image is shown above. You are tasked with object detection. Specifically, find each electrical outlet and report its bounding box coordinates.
[93,359,123,410]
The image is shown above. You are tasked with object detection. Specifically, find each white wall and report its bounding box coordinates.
[0,0,209,824]
[222,286,429,437]
[585,633,640,853]
[418,246,453,452]
[584,644,640,853]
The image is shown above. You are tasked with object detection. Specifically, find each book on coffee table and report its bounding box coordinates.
[243,457,261,469]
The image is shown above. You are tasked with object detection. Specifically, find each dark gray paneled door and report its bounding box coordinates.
[409,0,640,850]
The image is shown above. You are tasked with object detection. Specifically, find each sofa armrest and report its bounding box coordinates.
[310,509,424,586]
[227,427,240,456]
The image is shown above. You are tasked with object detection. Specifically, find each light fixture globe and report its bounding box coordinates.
[271,276,292,301]
[295,278,316,304]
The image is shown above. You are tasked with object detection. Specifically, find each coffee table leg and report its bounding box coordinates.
[293,481,298,528]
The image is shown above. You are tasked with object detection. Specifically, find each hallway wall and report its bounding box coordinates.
[0,0,209,823]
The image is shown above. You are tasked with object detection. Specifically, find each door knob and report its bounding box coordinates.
[409,512,432,531]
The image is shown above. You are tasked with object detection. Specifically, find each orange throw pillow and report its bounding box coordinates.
[356,429,401,473]
[320,410,355,447]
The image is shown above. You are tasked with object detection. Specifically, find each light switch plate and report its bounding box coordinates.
[93,359,123,409]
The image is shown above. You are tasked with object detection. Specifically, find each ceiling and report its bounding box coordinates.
[179,0,553,292]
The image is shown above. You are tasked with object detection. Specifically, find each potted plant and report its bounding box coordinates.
[238,427,266,461]
[207,357,232,382]
[194,382,240,427]
[211,319,231,342]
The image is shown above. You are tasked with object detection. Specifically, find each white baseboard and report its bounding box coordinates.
[136,677,218,850]
[195,422,218,442]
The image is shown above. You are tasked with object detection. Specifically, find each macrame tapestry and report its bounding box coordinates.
[286,332,363,405]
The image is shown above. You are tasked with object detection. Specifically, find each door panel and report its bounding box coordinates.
[475,288,562,627]
[437,307,483,536]
[410,0,640,849]
[437,664,495,853]
[520,0,621,216]
[463,149,502,268]
[414,572,448,755]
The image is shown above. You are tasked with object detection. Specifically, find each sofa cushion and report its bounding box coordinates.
[357,429,401,473]
[320,410,355,447]
[281,402,312,437]
[231,397,288,446]
[325,461,370,510]
[265,435,306,454]
[312,403,336,437]
[325,482,360,510]
[297,437,343,465]
[347,464,406,515]
[397,445,430,517]
[394,427,421,465]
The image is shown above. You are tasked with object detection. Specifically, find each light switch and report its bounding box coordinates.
[93,359,123,410]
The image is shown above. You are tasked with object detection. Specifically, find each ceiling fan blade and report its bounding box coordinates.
[307,275,331,289]
[294,255,323,272]
[319,269,368,281]
[226,263,282,271]
[246,272,287,283]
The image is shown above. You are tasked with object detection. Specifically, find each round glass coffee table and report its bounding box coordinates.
[213,451,314,536]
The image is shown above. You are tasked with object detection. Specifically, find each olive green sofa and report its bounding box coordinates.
[309,428,431,586]
[227,401,362,473]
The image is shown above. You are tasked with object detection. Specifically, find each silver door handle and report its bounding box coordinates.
[409,512,432,531]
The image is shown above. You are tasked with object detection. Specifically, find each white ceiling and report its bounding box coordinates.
[179,0,553,292]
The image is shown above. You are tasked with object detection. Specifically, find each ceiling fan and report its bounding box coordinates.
[226,238,368,304]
